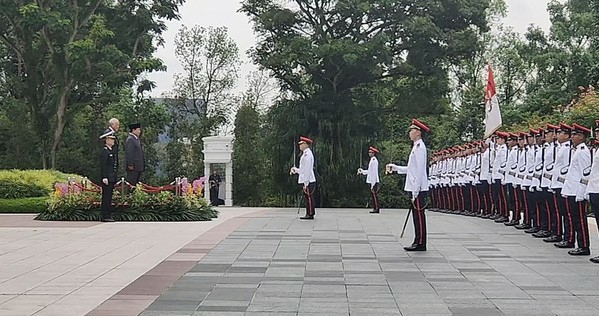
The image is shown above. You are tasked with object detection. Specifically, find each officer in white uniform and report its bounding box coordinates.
[290,136,317,220]
[553,123,574,248]
[561,123,592,256]
[492,132,510,221]
[585,120,599,263]
[539,124,560,242]
[503,133,520,224]
[358,146,381,213]
[386,118,430,252]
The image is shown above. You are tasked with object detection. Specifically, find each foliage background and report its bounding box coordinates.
[2,0,599,209]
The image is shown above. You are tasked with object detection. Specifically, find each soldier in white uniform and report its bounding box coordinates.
[553,123,574,248]
[358,146,381,213]
[478,140,493,218]
[386,118,430,252]
[538,124,560,241]
[560,123,592,256]
[502,133,520,224]
[290,136,317,220]
[585,120,599,263]
[492,132,510,221]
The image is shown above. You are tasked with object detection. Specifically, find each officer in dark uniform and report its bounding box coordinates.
[100,134,118,222]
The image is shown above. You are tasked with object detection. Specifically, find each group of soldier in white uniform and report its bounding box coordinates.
[288,118,599,261]
[428,121,599,263]
[290,118,432,252]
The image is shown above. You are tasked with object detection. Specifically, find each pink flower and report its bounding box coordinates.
[55,183,68,197]
[180,177,190,196]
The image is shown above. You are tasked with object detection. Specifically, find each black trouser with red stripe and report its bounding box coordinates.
[507,184,519,221]
[477,181,492,215]
[589,193,599,239]
[412,192,428,246]
[554,188,571,242]
[566,196,590,249]
[303,182,316,217]
[539,188,554,232]
[463,185,471,212]
[546,188,561,235]
[590,193,599,238]
[492,180,503,216]
[370,183,380,211]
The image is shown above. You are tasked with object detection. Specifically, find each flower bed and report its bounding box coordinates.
[35,178,217,221]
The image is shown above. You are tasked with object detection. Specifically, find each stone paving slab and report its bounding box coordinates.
[0,208,271,316]
[139,208,599,316]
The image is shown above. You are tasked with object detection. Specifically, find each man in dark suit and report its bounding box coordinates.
[208,170,222,205]
[100,118,120,150]
[100,134,118,222]
[125,123,145,186]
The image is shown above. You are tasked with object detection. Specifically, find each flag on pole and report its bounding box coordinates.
[484,64,502,138]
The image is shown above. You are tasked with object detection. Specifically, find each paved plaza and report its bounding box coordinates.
[1,208,599,316]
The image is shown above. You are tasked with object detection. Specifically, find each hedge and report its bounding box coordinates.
[0,169,79,199]
[0,197,48,213]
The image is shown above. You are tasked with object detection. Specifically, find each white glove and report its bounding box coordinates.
[576,196,584,202]
[385,164,396,174]
[290,167,299,175]
[357,168,364,175]
[102,178,109,185]
[529,187,534,192]
[411,191,418,202]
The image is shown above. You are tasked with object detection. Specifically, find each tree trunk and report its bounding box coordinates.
[50,81,73,169]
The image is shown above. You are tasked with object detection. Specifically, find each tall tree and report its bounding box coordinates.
[241,0,493,206]
[0,0,184,168]
[164,25,240,179]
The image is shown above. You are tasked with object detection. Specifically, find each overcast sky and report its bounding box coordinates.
[146,0,554,97]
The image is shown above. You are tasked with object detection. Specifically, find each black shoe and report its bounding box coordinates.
[482,214,491,219]
[300,216,314,220]
[504,220,519,226]
[589,256,599,263]
[543,235,562,243]
[514,223,529,229]
[568,248,590,256]
[369,210,380,214]
[494,217,508,223]
[532,231,552,238]
[404,244,427,251]
[101,218,115,222]
[554,241,575,248]
[524,227,541,234]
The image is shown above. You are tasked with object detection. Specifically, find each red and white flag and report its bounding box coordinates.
[484,64,502,138]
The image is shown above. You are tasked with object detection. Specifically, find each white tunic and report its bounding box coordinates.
[530,144,543,189]
[389,139,429,195]
[480,148,491,182]
[585,148,599,195]
[551,141,572,189]
[562,143,591,199]
[360,156,380,188]
[492,144,508,181]
[297,148,316,186]
[506,146,519,184]
[540,142,557,189]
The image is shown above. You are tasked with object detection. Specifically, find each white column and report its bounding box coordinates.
[225,161,233,206]
[204,162,211,204]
